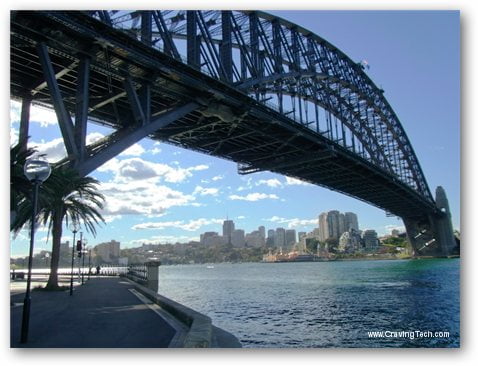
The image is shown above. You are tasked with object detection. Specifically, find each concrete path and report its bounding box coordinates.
[10,277,176,348]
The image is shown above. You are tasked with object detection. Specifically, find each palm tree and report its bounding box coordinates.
[12,167,105,290]
[10,144,37,227]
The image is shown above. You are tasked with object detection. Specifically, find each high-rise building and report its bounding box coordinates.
[275,228,286,248]
[222,220,235,244]
[362,229,379,251]
[344,212,359,231]
[245,230,264,247]
[319,210,355,241]
[231,229,245,247]
[200,231,218,245]
[318,212,328,242]
[327,210,341,239]
[285,229,296,247]
[338,213,345,236]
[258,226,266,241]
[204,234,226,246]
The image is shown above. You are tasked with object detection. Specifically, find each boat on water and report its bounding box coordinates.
[262,249,326,263]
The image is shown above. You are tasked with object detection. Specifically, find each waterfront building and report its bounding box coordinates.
[338,229,362,253]
[275,227,286,248]
[223,220,235,244]
[319,210,359,242]
[94,240,120,263]
[204,234,226,246]
[344,212,359,231]
[362,230,379,251]
[338,213,345,236]
[258,226,266,241]
[200,231,218,245]
[318,212,328,242]
[285,229,297,248]
[266,229,275,247]
[231,229,245,248]
[319,210,343,241]
[245,230,264,247]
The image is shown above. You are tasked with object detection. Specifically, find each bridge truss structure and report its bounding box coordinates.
[10,10,456,256]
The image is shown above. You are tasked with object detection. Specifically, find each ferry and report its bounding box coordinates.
[262,249,320,263]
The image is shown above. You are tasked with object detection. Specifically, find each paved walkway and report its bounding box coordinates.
[10,277,177,348]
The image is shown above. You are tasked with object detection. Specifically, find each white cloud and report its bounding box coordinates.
[10,101,58,127]
[30,138,67,163]
[98,157,208,183]
[132,218,223,232]
[257,178,283,188]
[11,126,19,146]
[119,143,145,157]
[384,225,406,234]
[266,216,317,229]
[86,132,105,145]
[193,186,219,196]
[99,180,195,216]
[285,177,311,186]
[10,100,21,125]
[126,235,199,245]
[150,147,162,155]
[212,175,224,181]
[25,132,105,163]
[229,193,279,201]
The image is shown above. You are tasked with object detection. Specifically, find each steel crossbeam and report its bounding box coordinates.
[10,10,439,225]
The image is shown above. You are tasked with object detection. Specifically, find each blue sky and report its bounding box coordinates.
[10,11,460,257]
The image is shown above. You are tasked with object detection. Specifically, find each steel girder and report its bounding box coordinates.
[89,10,432,203]
[10,10,438,220]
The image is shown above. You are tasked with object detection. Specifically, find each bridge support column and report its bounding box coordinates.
[433,186,456,255]
[403,186,456,257]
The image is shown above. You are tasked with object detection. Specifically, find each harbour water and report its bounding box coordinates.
[158,258,460,348]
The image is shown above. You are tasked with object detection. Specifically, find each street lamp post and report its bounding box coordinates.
[69,221,80,296]
[77,232,83,284]
[20,158,51,344]
[81,239,88,284]
[87,246,92,281]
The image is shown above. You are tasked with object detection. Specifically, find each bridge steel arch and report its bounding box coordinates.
[10,10,456,256]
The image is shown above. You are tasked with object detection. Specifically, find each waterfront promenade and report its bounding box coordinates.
[11,277,178,347]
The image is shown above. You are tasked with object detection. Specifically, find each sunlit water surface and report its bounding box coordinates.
[158,259,459,348]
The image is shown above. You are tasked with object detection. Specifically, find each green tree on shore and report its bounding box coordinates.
[12,166,105,290]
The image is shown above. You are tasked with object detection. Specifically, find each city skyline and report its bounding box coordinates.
[9,11,460,257]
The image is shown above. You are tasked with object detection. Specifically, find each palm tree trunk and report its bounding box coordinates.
[46,209,64,290]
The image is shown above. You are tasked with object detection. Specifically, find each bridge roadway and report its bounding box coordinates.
[10,11,455,256]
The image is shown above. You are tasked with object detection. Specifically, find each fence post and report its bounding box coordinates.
[145,260,161,293]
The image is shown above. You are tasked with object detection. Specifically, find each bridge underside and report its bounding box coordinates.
[10,11,455,256]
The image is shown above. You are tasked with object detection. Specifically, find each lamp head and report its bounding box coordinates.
[24,158,51,183]
[69,221,80,233]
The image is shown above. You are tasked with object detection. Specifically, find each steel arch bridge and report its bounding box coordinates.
[10,10,455,256]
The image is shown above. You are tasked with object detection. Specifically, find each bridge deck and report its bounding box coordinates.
[10,11,437,220]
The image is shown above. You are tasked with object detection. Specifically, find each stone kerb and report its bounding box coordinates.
[127,279,212,348]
